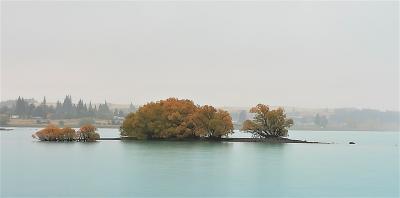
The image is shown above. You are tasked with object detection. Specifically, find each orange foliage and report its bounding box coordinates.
[120,98,234,139]
[192,105,233,138]
[34,124,76,141]
[79,124,97,133]
[77,124,100,142]
[242,104,294,137]
[33,124,100,141]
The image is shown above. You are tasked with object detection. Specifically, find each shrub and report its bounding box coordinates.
[120,98,234,139]
[34,124,76,141]
[242,104,293,137]
[33,124,100,142]
[77,124,100,142]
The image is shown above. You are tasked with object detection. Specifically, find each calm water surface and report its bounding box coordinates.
[1,128,399,197]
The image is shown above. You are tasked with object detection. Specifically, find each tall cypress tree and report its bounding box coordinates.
[15,96,27,118]
[41,96,48,118]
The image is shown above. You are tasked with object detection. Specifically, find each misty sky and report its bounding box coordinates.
[1,1,398,110]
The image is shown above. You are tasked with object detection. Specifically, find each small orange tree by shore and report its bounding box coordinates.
[33,124,99,142]
[33,124,76,141]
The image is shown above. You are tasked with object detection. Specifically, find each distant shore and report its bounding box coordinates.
[2,124,398,132]
[3,123,397,132]
[3,123,120,129]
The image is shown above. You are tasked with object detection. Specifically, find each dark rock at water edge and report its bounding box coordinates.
[0,128,13,131]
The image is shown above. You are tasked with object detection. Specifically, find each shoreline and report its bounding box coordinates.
[100,137,323,144]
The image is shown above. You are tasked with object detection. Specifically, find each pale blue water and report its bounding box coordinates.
[1,128,399,197]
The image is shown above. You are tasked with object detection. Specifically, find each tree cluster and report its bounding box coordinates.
[120,98,234,139]
[314,113,328,128]
[0,96,126,120]
[76,124,100,141]
[33,124,100,142]
[242,104,294,137]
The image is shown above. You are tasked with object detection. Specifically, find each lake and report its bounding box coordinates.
[1,128,399,197]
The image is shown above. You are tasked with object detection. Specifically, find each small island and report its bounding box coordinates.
[120,98,318,143]
[32,124,100,142]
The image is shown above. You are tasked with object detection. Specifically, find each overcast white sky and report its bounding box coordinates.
[1,1,398,110]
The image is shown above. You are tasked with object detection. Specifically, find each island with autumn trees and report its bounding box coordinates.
[120,98,317,143]
[32,98,318,143]
[32,124,100,142]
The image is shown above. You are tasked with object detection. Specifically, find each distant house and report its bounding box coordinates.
[10,115,19,119]
[112,116,125,125]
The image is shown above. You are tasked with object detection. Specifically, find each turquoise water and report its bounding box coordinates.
[1,128,399,197]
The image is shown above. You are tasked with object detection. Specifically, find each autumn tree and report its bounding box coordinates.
[192,105,233,139]
[77,124,100,142]
[121,98,197,139]
[33,124,76,141]
[33,124,59,141]
[242,104,293,138]
[60,127,77,141]
[33,124,99,142]
[120,98,234,140]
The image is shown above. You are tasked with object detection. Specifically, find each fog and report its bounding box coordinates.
[1,1,398,110]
